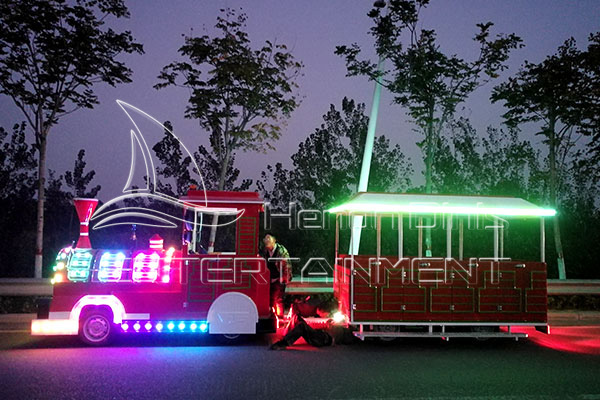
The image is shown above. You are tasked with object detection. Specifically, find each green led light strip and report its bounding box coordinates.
[328,203,556,217]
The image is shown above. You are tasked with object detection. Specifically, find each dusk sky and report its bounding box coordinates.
[1,0,599,200]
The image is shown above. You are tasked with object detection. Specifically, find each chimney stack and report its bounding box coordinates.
[73,198,98,248]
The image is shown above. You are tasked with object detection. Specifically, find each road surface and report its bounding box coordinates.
[1,327,600,399]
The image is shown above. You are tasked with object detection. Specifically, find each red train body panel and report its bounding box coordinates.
[335,256,547,325]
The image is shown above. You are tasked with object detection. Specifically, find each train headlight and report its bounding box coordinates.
[51,273,64,285]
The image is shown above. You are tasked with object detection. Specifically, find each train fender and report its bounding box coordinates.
[69,295,127,324]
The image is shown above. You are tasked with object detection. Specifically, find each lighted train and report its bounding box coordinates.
[31,189,555,345]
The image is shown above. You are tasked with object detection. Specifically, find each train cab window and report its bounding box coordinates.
[184,209,203,254]
[187,209,238,254]
[198,214,237,254]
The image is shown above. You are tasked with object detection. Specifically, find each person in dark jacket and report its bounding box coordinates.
[259,234,292,318]
[270,304,356,350]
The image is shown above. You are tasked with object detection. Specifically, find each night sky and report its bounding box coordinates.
[0,0,598,200]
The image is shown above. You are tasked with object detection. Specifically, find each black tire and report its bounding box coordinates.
[375,325,400,342]
[471,326,498,341]
[79,309,113,346]
[216,333,243,344]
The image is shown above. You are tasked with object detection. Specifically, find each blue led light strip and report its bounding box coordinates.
[120,320,208,333]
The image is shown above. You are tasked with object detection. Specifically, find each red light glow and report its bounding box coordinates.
[509,326,600,355]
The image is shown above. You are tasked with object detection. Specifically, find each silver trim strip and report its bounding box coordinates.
[124,313,150,320]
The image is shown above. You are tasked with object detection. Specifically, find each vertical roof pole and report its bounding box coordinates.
[540,217,546,263]
[376,214,382,260]
[418,217,423,258]
[500,221,504,259]
[349,57,385,255]
[446,214,452,259]
[459,218,464,260]
[493,217,499,261]
[398,213,403,260]
[335,214,340,262]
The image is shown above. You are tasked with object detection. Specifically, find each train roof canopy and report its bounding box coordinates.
[328,192,556,217]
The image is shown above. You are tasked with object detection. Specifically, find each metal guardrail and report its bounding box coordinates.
[1,278,599,297]
[547,279,600,295]
[0,279,52,296]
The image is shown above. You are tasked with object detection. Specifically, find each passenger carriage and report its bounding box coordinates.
[331,192,555,340]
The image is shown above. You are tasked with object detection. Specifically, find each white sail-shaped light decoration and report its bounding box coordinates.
[91,100,244,230]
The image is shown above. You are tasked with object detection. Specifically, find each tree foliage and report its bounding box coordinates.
[155,8,302,192]
[336,0,521,257]
[152,120,252,195]
[0,0,143,276]
[152,121,197,197]
[0,0,143,135]
[65,149,101,198]
[257,98,413,271]
[0,123,37,276]
[0,123,102,276]
[258,97,412,211]
[0,122,37,200]
[491,33,600,279]
[336,0,522,194]
[432,118,544,199]
[491,34,599,195]
[580,33,600,178]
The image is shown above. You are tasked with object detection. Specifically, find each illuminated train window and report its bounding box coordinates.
[132,251,160,283]
[97,252,126,282]
[67,249,94,282]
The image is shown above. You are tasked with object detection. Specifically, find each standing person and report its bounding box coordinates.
[259,234,292,318]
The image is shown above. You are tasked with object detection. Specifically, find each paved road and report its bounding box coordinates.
[1,327,600,400]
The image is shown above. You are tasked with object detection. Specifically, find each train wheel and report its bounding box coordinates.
[216,334,243,344]
[471,326,497,341]
[79,310,113,346]
[375,325,400,342]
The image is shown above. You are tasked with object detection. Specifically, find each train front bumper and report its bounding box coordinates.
[31,319,78,336]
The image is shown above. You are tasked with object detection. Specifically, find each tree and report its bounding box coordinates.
[65,149,101,199]
[0,122,37,201]
[578,33,600,183]
[429,118,547,261]
[259,98,412,210]
[194,146,252,192]
[491,34,600,279]
[432,118,543,199]
[258,98,412,269]
[153,120,251,195]
[0,0,143,277]
[336,0,522,255]
[152,121,197,197]
[0,122,37,276]
[155,8,302,251]
[558,161,600,279]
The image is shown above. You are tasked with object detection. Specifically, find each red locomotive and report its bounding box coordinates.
[32,190,272,345]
